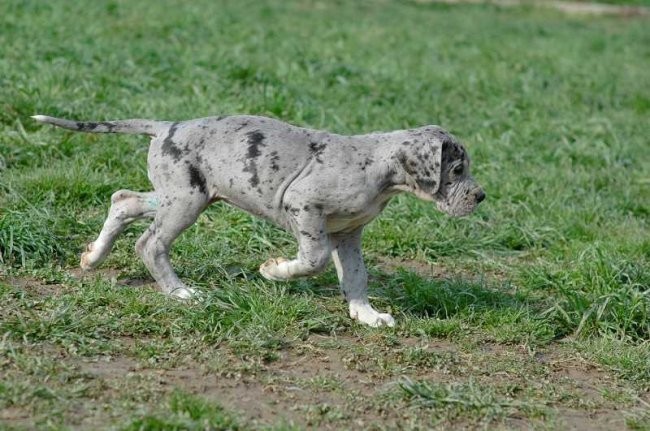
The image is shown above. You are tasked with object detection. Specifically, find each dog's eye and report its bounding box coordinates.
[453,165,464,175]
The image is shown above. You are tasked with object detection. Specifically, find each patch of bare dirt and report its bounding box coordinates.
[555,408,629,431]
[375,255,511,283]
[68,267,158,289]
[0,407,31,427]
[2,332,644,430]
[536,345,612,379]
[67,338,641,429]
[5,276,67,297]
[57,335,459,428]
[5,271,159,300]
[376,256,449,279]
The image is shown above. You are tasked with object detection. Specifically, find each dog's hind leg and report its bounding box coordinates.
[81,190,158,270]
[135,195,207,299]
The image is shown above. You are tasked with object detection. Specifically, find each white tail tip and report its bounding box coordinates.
[31,115,49,122]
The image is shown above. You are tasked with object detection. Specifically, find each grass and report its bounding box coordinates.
[397,378,545,423]
[1,0,649,429]
[568,0,650,5]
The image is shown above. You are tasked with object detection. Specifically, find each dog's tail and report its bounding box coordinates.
[31,115,171,137]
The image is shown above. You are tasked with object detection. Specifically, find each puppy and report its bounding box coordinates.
[33,114,484,327]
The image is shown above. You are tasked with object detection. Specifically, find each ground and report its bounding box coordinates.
[0,0,649,430]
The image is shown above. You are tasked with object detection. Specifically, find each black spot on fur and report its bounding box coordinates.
[76,121,118,132]
[359,157,374,171]
[300,230,318,241]
[77,122,100,131]
[234,121,250,132]
[247,174,259,187]
[161,123,183,161]
[246,131,266,159]
[243,130,266,187]
[309,141,326,153]
[395,150,409,169]
[188,165,207,195]
[102,122,117,132]
[269,151,280,172]
[309,141,327,163]
[77,121,117,133]
[420,179,437,190]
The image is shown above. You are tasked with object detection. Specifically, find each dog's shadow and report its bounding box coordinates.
[113,259,536,324]
[381,268,526,320]
[284,263,537,323]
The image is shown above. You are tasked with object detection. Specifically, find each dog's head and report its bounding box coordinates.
[392,126,485,217]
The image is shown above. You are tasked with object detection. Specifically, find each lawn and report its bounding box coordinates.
[1,0,649,429]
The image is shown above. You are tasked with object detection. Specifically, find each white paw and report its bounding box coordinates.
[169,285,195,300]
[259,257,289,281]
[350,303,396,328]
[80,242,98,270]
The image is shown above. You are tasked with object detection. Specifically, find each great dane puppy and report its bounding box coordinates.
[32,114,485,327]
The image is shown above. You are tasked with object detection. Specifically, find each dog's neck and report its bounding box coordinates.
[375,142,432,202]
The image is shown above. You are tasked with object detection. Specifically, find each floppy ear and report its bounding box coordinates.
[395,138,443,195]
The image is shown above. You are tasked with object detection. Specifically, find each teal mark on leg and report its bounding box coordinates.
[146,195,159,210]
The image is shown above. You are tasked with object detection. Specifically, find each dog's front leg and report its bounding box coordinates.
[259,217,331,280]
[331,228,395,327]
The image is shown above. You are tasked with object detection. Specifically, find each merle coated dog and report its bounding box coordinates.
[33,114,484,327]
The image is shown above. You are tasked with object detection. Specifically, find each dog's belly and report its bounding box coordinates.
[326,212,379,233]
[325,194,394,234]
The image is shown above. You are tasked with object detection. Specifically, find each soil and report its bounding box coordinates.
[57,336,637,430]
[3,268,648,430]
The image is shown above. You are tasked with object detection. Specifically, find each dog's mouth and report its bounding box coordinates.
[436,198,479,218]
[440,206,475,217]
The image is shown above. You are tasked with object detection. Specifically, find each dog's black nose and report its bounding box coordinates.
[476,190,486,203]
